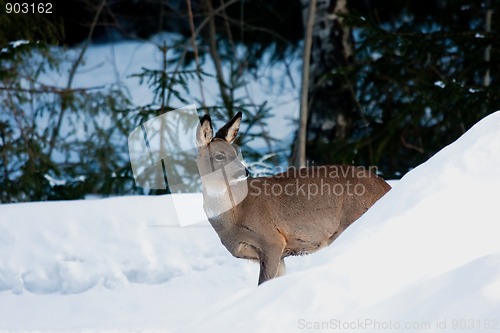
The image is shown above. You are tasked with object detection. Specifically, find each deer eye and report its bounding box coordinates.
[214,153,226,162]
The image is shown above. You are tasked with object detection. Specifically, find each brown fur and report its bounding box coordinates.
[197,112,391,285]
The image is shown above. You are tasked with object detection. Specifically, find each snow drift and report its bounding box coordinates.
[183,111,500,333]
[1,111,500,332]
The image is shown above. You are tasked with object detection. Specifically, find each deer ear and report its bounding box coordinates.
[197,114,213,147]
[215,112,242,143]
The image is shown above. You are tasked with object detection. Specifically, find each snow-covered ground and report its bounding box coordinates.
[2,106,500,332]
[0,194,255,331]
[2,40,500,332]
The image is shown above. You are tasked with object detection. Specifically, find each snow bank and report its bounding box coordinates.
[184,111,500,333]
[0,195,258,330]
[0,194,206,294]
[1,111,500,332]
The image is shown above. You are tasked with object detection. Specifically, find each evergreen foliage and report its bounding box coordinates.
[311,1,500,177]
[1,0,499,201]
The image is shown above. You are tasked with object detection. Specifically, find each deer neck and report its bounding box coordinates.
[201,170,248,219]
[202,187,228,218]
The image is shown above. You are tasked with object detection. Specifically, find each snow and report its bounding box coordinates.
[2,110,500,332]
[2,38,500,332]
[0,194,257,331]
[182,110,500,333]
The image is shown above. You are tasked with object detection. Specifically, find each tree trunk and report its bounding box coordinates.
[292,0,317,168]
[299,0,355,165]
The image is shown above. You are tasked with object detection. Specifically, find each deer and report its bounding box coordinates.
[196,112,391,285]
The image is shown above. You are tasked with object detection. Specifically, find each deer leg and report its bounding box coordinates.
[277,258,286,277]
[257,244,285,285]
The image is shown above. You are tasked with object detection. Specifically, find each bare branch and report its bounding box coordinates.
[205,0,231,112]
[293,0,317,168]
[401,134,424,154]
[48,0,107,158]
[0,85,107,94]
[186,0,207,108]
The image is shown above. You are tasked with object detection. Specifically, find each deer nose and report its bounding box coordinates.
[233,168,249,180]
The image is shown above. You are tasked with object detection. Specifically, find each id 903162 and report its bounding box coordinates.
[5,2,53,14]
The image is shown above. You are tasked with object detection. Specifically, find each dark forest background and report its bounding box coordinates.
[1,0,499,202]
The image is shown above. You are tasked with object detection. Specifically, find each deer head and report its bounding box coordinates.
[196,112,248,199]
